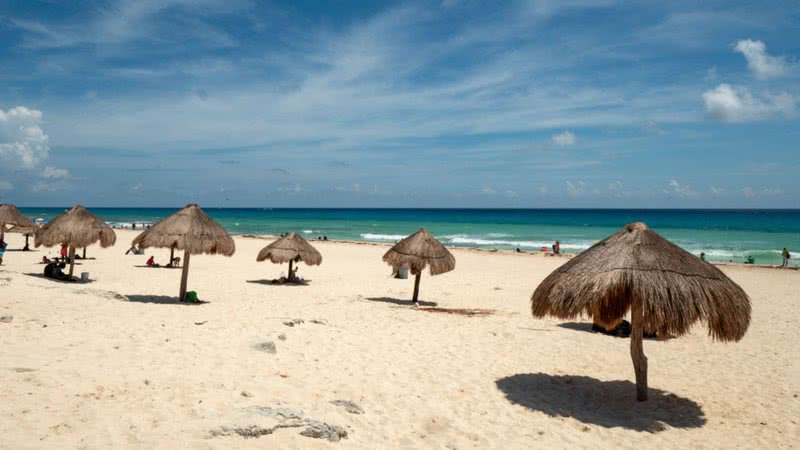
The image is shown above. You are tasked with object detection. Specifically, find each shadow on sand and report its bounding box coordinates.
[124,295,208,305]
[23,273,94,284]
[132,265,182,269]
[246,279,310,286]
[557,322,666,341]
[364,296,438,307]
[495,373,705,432]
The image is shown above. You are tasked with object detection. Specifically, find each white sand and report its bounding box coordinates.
[0,230,798,449]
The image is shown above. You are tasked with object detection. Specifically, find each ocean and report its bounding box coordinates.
[18,208,800,266]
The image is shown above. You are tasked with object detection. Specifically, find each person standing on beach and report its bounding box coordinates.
[0,239,7,265]
[782,248,791,267]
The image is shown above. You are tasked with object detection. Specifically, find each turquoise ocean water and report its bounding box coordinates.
[17,208,800,266]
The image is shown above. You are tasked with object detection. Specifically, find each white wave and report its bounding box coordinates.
[302,230,316,234]
[447,237,591,250]
[361,233,406,241]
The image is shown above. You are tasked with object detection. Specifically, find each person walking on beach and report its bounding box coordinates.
[782,248,791,267]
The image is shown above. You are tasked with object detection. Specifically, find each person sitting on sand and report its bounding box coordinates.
[782,248,791,267]
[41,256,51,264]
[146,256,160,268]
[44,261,68,280]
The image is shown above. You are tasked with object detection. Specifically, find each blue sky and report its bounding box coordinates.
[0,0,798,208]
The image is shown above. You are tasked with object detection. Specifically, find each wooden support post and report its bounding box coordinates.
[170,246,175,265]
[68,246,76,278]
[288,259,294,282]
[630,297,648,401]
[412,272,422,304]
[82,247,87,259]
[24,234,30,251]
[179,251,191,301]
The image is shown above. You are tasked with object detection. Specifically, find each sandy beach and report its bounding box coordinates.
[0,229,798,449]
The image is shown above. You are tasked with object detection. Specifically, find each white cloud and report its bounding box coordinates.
[0,106,50,169]
[31,181,60,192]
[742,186,783,198]
[335,183,362,193]
[734,39,786,80]
[505,190,518,198]
[565,180,585,197]
[666,179,695,197]
[608,181,623,191]
[481,186,496,194]
[703,84,795,122]
[277,183,303,193]
[551,130,576,146]
[709,185,724,195]
[0,180,12,191]
[41,166,69,179]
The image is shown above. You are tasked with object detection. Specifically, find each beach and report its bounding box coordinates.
[0,229,798,449]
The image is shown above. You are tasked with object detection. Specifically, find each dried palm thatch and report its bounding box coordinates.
[132,204,235,301]
[0,203,35,241]
[257,233,321,282]
[34,205,117,277]
[531,222,751,401]
[383,228,455,304]
[8,224,39,251]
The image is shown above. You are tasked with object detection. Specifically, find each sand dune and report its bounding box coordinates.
[0,230,797,449]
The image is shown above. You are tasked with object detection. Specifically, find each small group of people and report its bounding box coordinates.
[43,260,70,281]
[145,255,181,268]
[316,236,329,241]
[552,240,561,255]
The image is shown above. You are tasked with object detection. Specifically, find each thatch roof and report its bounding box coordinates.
[132,203,234,256]
[0,204,35,229]
[257,233,322,265]
[531,222,751,341]
[34,205,117,249]
[8,224,38,235]
[383,228,455,275]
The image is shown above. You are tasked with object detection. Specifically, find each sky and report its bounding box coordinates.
[0,0,798,208]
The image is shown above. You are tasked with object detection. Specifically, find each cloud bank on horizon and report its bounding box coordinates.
[0,0,798,208]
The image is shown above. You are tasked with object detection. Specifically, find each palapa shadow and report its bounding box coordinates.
[495,373,705,432]
[23,273,94,284]
[124,294,208,305]
[246,279,310,286]
[557,322,666,340]
[364,296,438,307]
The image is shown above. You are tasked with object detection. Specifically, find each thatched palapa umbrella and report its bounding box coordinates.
[8,224,39,251]
[132,204,234,301]
[383,228,455,305]
[531,222,751,401]
[257,233,322,282]
[34,205,117,277]
[0,203,36,243]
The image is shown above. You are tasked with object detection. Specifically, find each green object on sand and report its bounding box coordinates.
[185,291,198,303]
